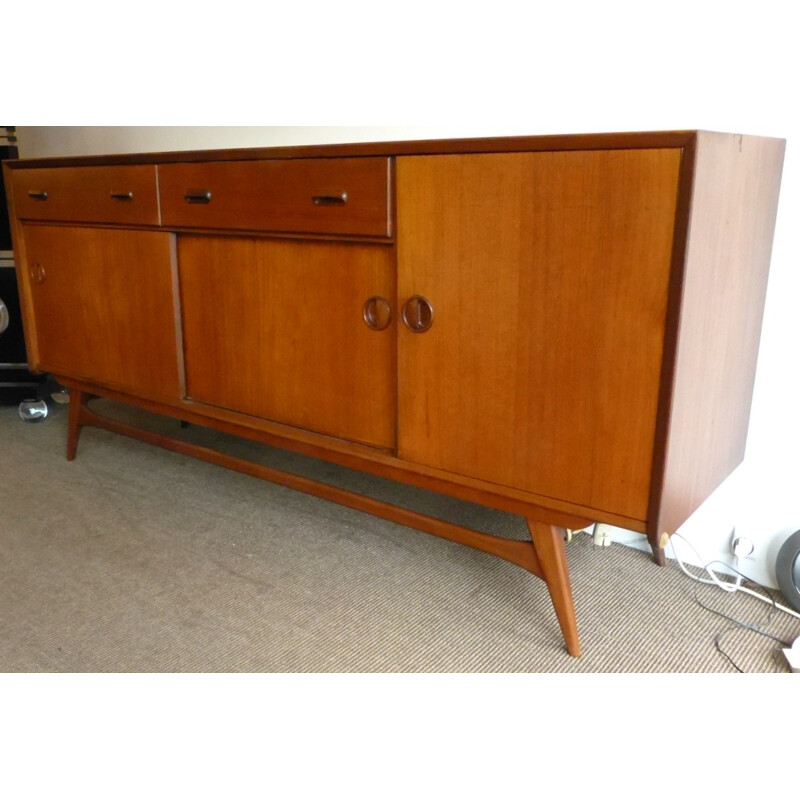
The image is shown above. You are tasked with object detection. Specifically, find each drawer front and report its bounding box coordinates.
[11,166,160,225]
[159,157,391,237]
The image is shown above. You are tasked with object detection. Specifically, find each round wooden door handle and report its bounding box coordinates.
[362,296,392,331]
[29,263,46,284]
[402,295,434,333]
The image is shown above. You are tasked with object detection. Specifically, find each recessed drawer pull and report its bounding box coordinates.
[28,190,48,201]
[312,192,348,206]
[110,191,134,201]
[184,189,212,204]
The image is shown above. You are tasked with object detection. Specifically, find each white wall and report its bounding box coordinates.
[10,1,800,592]
[15,127,478,158]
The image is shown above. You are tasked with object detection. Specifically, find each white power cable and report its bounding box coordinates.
[670,532,739,591]
[670,532,800,621]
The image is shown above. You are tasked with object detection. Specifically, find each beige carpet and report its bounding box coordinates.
[1,397,798,672]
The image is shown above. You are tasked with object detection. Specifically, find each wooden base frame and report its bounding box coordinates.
[64,386,587,657]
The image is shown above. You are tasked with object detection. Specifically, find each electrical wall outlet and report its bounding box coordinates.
[730,528,755,558]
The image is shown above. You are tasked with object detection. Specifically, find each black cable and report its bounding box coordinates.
[713,629,786,674]
[692,581,792,672]
[692,583,791,646]
[713,629,744,673]
[671,534,796,672]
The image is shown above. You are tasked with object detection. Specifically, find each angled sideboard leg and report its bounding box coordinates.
[528,520,581,657]
[66,387,87,462]
[647,531,668,567]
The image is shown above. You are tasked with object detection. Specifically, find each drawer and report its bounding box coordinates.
[11,166,160,226]
[158,157,391,237]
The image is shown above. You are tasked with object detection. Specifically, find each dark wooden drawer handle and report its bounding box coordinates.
[402,296,434,333]
[184,189,212,204]
[362,296,392,331]
[110,191,134,201]
[28,190,48,201]
[312,192,348,206]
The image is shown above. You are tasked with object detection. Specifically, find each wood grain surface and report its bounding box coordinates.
[178,235,396,449]
[159,158,391,237]
[652,132,786,537]
[11,165,160,226]
[21,225,181,400]
[396,148,682,521]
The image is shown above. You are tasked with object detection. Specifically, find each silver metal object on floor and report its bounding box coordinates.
[18,398,48,422]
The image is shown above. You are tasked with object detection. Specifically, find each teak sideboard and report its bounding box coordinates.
[2,130,785,656]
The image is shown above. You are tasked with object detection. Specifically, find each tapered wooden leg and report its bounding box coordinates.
[647,531,667,567]
[66,388,86,461]
[528,520,581,657]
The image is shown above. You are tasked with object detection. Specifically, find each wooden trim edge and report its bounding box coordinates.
[57,377,616,530]
[646,134,698,545]
[6,131,701,169]
[77,397,547,577]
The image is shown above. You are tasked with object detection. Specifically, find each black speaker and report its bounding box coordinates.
[1,134,48,404]
[0,265,46,404]
[776,530,800,613]
[1,137,17,251]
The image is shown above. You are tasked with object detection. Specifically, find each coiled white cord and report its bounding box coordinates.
[670,532,800,620]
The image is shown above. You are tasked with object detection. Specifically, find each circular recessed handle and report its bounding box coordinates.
[402,295,434,333]
[0,297,8,334]
[29,263,46,284]
[362,296,392,331]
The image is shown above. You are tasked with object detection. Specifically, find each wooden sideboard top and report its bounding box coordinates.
[2,129,770,169]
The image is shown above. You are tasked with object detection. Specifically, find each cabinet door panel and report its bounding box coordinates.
[396,149,681,520]
[22,225,181,399]
[178,237,396,449]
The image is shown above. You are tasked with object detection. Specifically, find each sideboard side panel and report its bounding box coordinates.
[654,132,785,536]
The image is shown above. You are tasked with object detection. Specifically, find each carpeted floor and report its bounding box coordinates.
[1,396,798,672]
